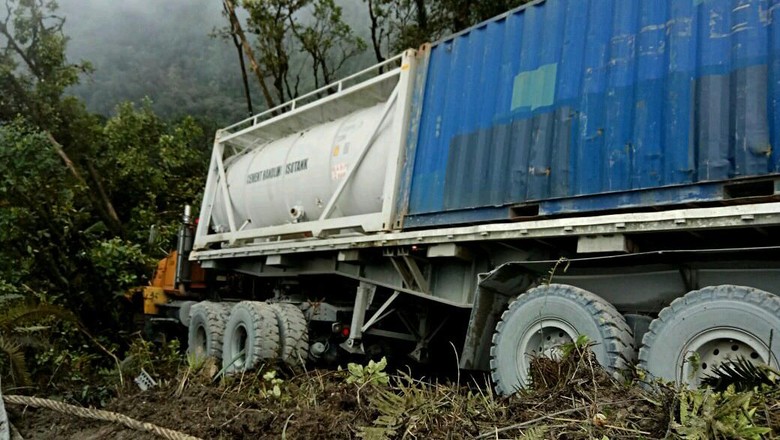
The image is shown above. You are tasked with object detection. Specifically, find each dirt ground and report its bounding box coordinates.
[7,350,777,439]
[11,369,371,439]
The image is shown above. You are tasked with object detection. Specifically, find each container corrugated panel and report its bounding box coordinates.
[400,0,780,228]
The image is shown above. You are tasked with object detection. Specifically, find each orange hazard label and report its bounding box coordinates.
[331,163,348,180]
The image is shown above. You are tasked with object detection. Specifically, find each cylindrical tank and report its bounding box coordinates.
[212,102,394,232]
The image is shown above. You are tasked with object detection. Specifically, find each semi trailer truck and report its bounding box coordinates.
[133,0,780,394]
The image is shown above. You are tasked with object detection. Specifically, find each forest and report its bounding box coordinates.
[1,0,778,438]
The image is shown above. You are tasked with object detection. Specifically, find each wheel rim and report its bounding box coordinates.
[194,325,207,356]
[679,327,770,386]
[231,324,249,368]
[515,319,577,382]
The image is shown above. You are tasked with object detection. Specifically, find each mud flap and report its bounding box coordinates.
[459,264,536,370]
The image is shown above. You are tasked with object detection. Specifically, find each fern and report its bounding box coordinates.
[358,373,444,439]
[0,303,77,332]
[0,301,77,389]
[701,357,778,392]
[673,387,771,440]
[358,390,404,440]
[0,335,32,387]
[520,425,549,440]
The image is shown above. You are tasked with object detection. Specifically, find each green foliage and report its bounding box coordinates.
[520,426,550,440]
[121,337,183,380]
[346,356,389,387]
[359,372,490,440]
[0,298,78,389]
[673,387,771,440]
[99,100,208,247]
[560,334,590,359]
[365,0,536,60]
[701,357,778,392]
[295,0,367,88]
[260,369,285,399]
[33,332,117,407]
[89,238,150,294]
[0,0,92,128]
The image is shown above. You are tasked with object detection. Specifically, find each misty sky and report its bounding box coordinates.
[53,0,373,122]
[58,0,227,61]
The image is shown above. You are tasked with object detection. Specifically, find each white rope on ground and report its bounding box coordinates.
[3,395,202,440]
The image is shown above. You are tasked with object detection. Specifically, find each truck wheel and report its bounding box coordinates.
[222,301,280,374]
[639,285,780,387]
[188,301,230,360]
[268,303,309,369]
[490,284,634,395]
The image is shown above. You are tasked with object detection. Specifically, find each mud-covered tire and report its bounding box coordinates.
[222,301,280,374]
[178,301,198,327]
[490,284,635,395]
[268,303,309,369]
[188,301,230,361]
[639,285,780,386]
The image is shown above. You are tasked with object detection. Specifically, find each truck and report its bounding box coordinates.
[134,0,780,394]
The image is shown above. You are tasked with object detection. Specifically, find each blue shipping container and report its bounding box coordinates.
[399,0,780,228]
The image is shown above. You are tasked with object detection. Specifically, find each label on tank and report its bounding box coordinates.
[285,158,309,174]
[247,166,282,184]
[246,158,309,184]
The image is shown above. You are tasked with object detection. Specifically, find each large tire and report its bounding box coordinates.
[639,285,780,386]
[222,301,280,374]
[268,303,309,369]
[490,284,635,395]
[188,301,230,361]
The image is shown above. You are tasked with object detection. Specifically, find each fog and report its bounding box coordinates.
[56,0,373,124]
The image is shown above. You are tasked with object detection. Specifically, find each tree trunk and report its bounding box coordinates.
[414,0,428,30]
[367,0,386,66]
[234,34,254,117]
[223,1,253,116]
[223,0,277,111]
[46,132,124,237]
[85,160,122,229]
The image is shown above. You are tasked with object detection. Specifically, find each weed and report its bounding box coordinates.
[346,357,390,387]
[673,386,771,439]
[260,369,284,399]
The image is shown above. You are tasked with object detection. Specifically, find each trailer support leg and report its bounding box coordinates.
[409,313,449,363]
[341,282,376,354]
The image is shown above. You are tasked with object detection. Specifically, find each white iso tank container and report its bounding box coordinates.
[212,102,395,231]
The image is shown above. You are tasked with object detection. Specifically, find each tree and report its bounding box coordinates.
[226,0,367,108]
[0,0,123,237]
[0,0,90,127]
[0,0,211,339]
[221,0,277,111]
[221,0,255,116]
[293,0,366,89]
[365,0,535,63]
